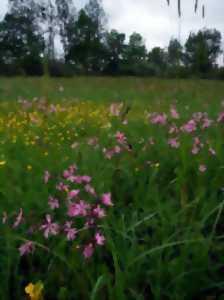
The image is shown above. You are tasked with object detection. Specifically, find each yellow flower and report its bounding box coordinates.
[25,281,43,300]
[0,160,6,166]
[27,165,32,171]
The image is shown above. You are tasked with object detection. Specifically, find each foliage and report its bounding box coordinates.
[185,29,222,74]
[0,2,45,76]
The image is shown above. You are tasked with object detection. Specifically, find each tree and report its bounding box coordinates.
[65,9,106,73]
[84,0,107,37]
[125,33,147,64]
[104,29,126,74]
[185,29,222,73]
[168,38,183,66]
[55,0,76,56]
[148,47,168,75]
[0,1,45,75]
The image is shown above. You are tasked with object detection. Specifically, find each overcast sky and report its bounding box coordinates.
[0,0,224,50]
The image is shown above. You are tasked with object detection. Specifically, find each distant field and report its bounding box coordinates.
[1,77,224,300]
[0,76,224,106]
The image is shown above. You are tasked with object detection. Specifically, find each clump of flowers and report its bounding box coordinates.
[4,164,113,260]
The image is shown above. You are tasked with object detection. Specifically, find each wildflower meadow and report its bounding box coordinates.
[1,77,224,300]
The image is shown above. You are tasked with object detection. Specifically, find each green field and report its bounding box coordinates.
[1,77,224,300]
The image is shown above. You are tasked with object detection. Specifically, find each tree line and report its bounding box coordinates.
[0,0,223,78]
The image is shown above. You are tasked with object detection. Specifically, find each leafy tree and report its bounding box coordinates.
[125,32,147,64]
[0,1,45,75]
[185,29,222,73]
[104,29,126,74]
[148,47,168,75]
[168,38,183,66]
[84,0,107,37]
[65,9,106,73]
[55,0,76,56]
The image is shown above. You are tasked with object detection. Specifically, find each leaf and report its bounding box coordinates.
[90,274,107,300]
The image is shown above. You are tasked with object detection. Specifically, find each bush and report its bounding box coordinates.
[48,60,75,77]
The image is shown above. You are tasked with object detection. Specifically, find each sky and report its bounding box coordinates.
[0,0,224,51]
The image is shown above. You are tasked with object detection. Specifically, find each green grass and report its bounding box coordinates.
[1,77,224,300]
[0,76,224,105]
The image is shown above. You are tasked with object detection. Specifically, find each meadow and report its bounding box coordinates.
[1,77,224,300]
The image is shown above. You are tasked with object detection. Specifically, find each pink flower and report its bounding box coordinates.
[40,214,59,238]
[182,120,197,133]
[88,137,99,146]
[93,205,106,219]
[194,137,201,145]
[199,164,207,173]
[67,176,91,184]
[81,176,92,183]
[63,170,71,178]
[44,171,50,184]
[95,232,105,246]
[170,106,180,119]
[19,241,34,256]
[83,243,94,258]
[151,113,167,125]
[13,208,23,228]
[168,138,180,149]
[191,146,200,155]
[103,148,114,159]
[68,189,80,199]
[64,221,77,241]
[85,184,97,197]
[115,131,127,144]
[101,193,113,206]
[48,196,59,210]
[63,164,77,178]
[114,145,121,154]
[217,112,224,122]
[68,201,90,217]
[56,182,69,192]
[202,118,213,129]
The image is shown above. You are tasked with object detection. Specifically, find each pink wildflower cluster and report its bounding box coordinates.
[168,137,180,149]
[150,113,167,125]
[3,164,113,259]
[103,131,131,159]
[191,137,204,155]
[170,105,180,119]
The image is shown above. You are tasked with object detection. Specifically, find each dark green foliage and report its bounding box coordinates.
[0,1,45,76]
[104,30,126,75]
[148,47,168,76]
[184,29,222,74]
[65,9,106,73]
